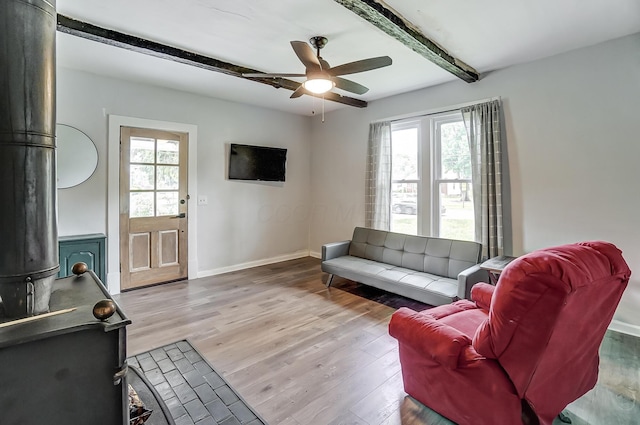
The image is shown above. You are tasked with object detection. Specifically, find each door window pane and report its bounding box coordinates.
[156,165,179,190]
[130,192,154,218]
[130,165,155,190]
[157,139,179,164]
[130,137,155,163]
[156,192,179,216]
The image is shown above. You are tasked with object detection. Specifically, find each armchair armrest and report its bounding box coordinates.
[471,283,495,311]
[457,264,489,299]
[389,307,472,369]
[322,240,351,261]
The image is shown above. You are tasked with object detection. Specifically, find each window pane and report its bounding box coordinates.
[439,182,474,241]
[440,121,471,179]
[391,128,418,180]
[130,192,154,218]
[391,182,418,235]
[130,165,155,190]
[131,137,155,163]
[156,192,178,216]
[157,165,179,190]
[157,139,179,164]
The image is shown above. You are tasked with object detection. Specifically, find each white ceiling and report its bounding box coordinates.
[56,0,640,116]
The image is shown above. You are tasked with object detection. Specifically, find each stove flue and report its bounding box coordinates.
[0,0,59,318]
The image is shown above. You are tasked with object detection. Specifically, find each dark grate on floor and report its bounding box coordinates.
[128,340,267,425]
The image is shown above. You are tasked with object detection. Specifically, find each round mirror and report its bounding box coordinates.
[56,124,98,189]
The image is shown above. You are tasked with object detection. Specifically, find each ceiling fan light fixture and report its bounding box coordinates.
[303,78,334,94]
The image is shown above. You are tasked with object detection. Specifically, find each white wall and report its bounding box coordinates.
[309,33,640,329]
[57,68,312,284]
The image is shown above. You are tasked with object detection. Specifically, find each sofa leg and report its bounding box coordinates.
[326,274,335,288]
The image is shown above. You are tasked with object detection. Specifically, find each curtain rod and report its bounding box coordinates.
[373,96,501,124]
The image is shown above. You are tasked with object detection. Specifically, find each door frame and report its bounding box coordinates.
[108,115,198,294]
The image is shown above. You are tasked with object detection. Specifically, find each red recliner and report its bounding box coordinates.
[389,241,631,425]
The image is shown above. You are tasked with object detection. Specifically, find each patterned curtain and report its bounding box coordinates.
[365,122,392,230]
[462,100,504,259]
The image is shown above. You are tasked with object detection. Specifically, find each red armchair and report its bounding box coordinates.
[389,241,631,425]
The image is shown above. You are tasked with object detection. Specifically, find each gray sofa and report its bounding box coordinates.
[321,227,486,306]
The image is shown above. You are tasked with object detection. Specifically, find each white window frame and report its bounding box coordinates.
[389,112,473,239]
[431,112,471,238]
[390,120,422,234]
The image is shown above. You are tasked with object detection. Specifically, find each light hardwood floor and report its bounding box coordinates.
[114,257,639,425]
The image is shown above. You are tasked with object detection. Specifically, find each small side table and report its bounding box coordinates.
[480,255,517,284]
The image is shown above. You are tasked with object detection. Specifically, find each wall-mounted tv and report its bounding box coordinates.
[228,143,287,182]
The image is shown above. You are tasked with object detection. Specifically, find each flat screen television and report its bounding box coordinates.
[228,143,287,182]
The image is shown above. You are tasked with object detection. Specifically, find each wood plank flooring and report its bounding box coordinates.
[114,257,640,425]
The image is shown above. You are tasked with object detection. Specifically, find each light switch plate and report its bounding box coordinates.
[197,195,208,206]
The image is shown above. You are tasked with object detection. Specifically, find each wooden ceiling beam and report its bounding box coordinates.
[333,0,479,83]
[56,14,367,108]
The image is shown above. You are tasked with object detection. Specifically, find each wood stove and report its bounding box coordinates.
[0,271,131,424]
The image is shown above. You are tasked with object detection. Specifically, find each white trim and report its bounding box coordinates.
[373,96,501,124]
[608,319,640,338]
[309,250,322,259]
[197,250,310,278]
[107,115,198,294]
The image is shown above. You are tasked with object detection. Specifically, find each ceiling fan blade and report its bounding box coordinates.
[329,56,392,76]
[290,41,321,71]
[332,77,369,95]
[288,85,368,108]
[242,73,306,78]
[290,84,306,98]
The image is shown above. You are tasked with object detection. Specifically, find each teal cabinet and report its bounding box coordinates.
[58,233,106,284]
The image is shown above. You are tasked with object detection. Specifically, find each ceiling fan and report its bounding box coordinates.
[242,36,392,99]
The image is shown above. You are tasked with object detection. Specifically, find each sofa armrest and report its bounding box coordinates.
[457,264,489,300]
[471,283,495,311]
[322,241,351,261]
[389,307,472,369]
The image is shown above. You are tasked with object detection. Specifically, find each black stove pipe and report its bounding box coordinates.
[0,0,58,317]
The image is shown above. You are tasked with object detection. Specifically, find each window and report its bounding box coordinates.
[390,123,420,235]
[434,115,474,241]
[390,113,475,241]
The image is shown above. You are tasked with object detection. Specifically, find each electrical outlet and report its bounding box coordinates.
[197,195,208,206]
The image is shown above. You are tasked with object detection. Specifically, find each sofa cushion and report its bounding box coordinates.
[402,252,425,271]
[349,227,370,257]
[367,228,388,247]
[385,232,406,250]
[400,273,459,299]
[449,241,485,277]
[426,238,452,258]
[365,244,385,262]
[382,246,404,267]
[405,235,428,254]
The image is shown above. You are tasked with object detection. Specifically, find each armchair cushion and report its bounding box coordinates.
[470,282,495,311]
[389,307,471,369]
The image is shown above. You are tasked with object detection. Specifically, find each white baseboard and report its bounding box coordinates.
[309,251,321,259]
[608,319,640,337]
[197,250,310,278]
